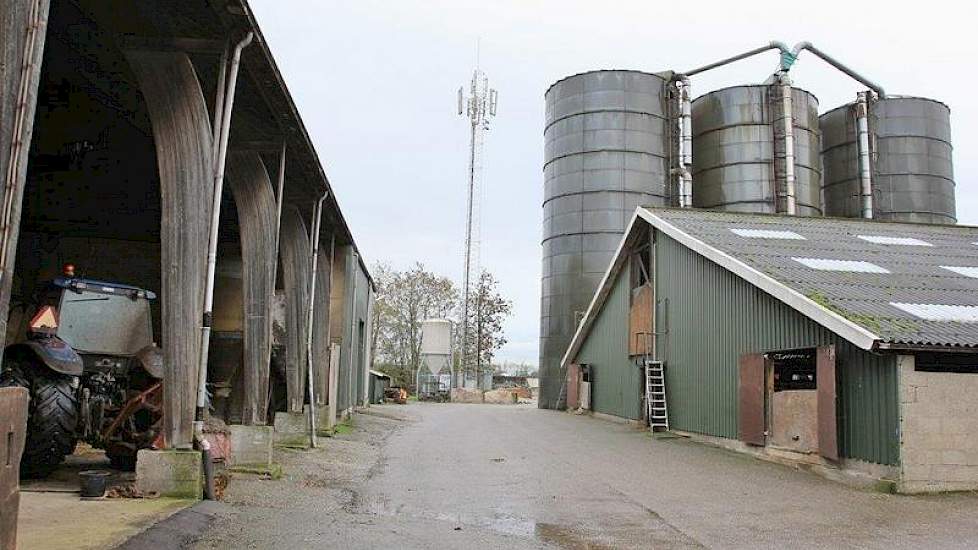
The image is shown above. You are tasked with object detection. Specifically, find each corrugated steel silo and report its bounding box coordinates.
[820,97,955,224]
[540,70,673,409]
[691,85,822,215]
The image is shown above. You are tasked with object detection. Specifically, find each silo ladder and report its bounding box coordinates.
[645,360,669,432]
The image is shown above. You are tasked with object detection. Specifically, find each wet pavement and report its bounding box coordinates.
[190,402,978,549]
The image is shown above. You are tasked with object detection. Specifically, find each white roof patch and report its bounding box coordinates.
[890,303,978,323]
[730,228,805,240]
[792,258,890,274]
[857,235,933,247]
[941,266,978,279]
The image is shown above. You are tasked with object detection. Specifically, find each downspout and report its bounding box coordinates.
[347,251,359,417]
[677,77,693,207]
[304,192,328,448]
[0,0,46,283]
[778,74,797,215]
[856,91,874,218]
[195,31,254,424]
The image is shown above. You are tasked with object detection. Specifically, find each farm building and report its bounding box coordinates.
[563,206,978,493]
[1,0,376,497]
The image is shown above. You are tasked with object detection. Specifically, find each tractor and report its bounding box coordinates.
[0,269,163,477]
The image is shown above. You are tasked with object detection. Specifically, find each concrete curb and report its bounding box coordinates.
[114,500,228,549]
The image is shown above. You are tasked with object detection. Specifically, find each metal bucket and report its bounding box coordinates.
[79,470,112,498]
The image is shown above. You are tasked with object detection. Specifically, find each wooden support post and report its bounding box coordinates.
[0,0,50,351]
[226,152,277,425]
[279,208,311,413]
[126,50,214,449]
[312,237,332,407]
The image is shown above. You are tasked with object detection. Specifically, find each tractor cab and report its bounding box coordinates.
[29,277,158,373]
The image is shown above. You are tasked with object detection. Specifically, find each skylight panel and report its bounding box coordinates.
[729,228,805,240]
[857,235,932,247]
[791,258,890,273]
[941,266,978,279]
[891,303,978,323]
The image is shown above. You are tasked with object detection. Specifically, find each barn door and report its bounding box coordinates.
[738,353,766,446]
[816,345,839,461]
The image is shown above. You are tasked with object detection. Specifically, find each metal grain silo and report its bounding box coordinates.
[691,85,822,215]
[820,96,955,224]
[540,70,673,409]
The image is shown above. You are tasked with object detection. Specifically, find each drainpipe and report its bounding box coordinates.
[0,0,46,284]
[347,251,359,415]
[787,42,886,98]
[304,192,328,448]
[856,91,874,219]
[778,74,797,215]
[676,77,693,207]
[195,32,254,425]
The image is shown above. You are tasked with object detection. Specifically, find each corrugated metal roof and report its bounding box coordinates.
[646,208,978,349]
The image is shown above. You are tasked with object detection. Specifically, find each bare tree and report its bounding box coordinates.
[371,262,458,388]
[471,271,512,372]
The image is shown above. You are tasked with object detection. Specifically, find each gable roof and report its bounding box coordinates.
[563,207,978,367]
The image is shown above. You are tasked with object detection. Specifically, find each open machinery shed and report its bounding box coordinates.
[0,0,375,460]
[563,206,978,493]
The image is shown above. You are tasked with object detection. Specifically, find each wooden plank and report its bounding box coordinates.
[1,387,28,550]
[817,345,839,461]
[565,364,580,410]
[738,353,766,446]
[628,284,654,356]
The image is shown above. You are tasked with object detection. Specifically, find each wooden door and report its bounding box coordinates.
[816,345,839,461]
[738,353,766,446]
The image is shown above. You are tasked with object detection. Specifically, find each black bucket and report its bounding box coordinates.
[79,470,112,498]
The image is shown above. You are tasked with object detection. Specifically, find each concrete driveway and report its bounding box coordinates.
[194,402,978,548]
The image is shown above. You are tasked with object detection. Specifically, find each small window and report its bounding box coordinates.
[769,349,817,391]
[914,352,978,374]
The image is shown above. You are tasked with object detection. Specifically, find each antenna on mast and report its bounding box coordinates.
[457,44,498,391]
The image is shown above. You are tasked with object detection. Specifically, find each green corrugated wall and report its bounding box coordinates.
[570,230,900,465]
[654,233,899,465]
[576,269,644,420]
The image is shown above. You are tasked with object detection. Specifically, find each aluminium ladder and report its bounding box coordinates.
[645,360,669,432]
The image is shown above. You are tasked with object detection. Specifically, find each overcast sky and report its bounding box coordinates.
[250,0,977,366]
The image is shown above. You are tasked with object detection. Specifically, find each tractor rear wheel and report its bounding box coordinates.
[1,361,79,478]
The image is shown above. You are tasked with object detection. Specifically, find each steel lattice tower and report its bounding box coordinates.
[457,65,497,389]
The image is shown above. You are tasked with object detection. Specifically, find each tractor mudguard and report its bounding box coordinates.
[6,338,83,376]
[134,344,164,379]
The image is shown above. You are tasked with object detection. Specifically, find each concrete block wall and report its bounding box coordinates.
[898,355,978,493]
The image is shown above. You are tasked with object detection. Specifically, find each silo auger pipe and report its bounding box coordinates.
[682,41,790,77]
[786,42,886,98]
